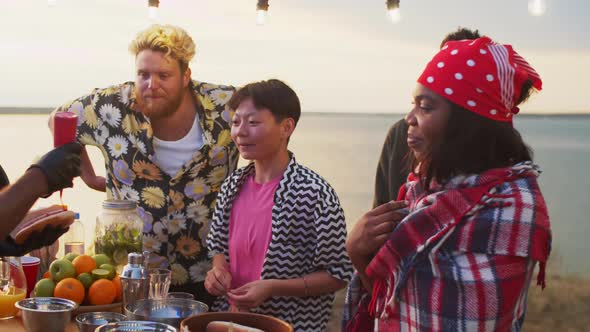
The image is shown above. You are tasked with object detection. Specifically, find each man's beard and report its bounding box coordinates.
[135,87,185,120]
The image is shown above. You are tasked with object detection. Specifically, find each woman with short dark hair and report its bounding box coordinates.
[206,79,354,331]
[345,37,552,331]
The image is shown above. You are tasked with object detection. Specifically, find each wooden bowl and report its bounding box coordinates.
[181,312,293,332]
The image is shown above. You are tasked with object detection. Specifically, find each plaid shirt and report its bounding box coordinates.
[344,162,551,332]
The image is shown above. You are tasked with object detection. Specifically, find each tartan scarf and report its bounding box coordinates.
[345,161,551,331]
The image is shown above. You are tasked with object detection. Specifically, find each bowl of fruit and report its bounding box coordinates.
[32,253,122,312]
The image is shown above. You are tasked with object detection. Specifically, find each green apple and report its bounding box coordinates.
[49,259,76,282]
[91,268,110,280]
[92,254,111,267]
[77,273,93,289]
[34,278,55,297]
[99,264,116,279]
[63,253,79,262]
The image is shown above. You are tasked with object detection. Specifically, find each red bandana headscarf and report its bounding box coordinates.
[417,37,542,122]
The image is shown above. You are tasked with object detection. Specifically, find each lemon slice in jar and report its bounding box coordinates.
[113,248,129,266]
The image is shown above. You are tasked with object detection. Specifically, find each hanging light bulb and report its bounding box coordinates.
[528,0,547,16]
[48,0,57,7]
[386,0,401,23]
[148,0,160,21]
[256,0,269,25]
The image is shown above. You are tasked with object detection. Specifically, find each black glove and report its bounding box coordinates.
[0,225,69,257]
[28,142,82,197]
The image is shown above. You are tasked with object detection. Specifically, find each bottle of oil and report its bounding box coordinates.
[63,213,85,255]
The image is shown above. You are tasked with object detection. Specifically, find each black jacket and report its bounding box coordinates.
[373,119,410,208]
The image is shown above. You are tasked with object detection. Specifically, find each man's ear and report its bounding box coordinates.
[183,67,191,87]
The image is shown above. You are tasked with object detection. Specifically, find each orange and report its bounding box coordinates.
[54,278,85,304]
[72,255,97,276]
[42,271,51,279]
[87,279,116,305]
[112,275,122,302]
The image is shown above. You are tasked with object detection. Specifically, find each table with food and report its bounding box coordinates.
[0,202,293,332]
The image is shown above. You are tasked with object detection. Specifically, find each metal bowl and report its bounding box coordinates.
[15,297,78,332]
[95,320,176,332]
[167,292,194,300]
[124,298,208,328]
[75,311,127,332]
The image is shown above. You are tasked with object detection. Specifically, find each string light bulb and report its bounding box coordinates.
[148,0,160,21]
[386,0,401,23]
[256,0,269,25]
[528,0,547,16]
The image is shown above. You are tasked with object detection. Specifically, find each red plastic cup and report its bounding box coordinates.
[53,112,78,147]
[21,256,40,298]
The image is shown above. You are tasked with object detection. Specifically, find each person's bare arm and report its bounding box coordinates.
[267,270,346,297]
[80,148,106,192]
[0,168,48,239]
[227,270,346,310]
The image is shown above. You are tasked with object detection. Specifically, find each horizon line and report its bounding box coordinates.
[0,106,589,117]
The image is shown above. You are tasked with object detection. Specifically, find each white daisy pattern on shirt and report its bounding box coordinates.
[94,121,110,145]
[152,221,167,242]
[143,234,162,253]
[210,89,233,106]
[120,185,140,201]
[186,202,209,225]
[99,104,122,127]
[107,135,129,158]
[166,212,187,235]
[128,135,147,154]
[119,84,133,105]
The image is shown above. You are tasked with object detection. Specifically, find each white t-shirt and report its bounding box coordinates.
[153,116,204,177]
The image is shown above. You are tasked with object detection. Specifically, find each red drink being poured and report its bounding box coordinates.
[53,112,78,147]
[53,112,78,203]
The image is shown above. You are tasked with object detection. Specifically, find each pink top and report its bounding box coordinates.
[228,173,281,289]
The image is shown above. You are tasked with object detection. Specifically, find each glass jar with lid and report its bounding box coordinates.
[94,200,143,273]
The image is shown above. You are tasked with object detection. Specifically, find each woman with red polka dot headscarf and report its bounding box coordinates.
[344,37,552,332]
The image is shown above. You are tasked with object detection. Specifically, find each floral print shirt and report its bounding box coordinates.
[55,80,238,286]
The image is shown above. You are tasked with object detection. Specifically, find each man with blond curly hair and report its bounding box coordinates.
[49,24,238,305]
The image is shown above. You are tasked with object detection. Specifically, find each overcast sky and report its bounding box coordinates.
[1,0,588,113]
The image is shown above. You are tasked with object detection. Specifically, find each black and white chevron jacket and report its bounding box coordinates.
[207,154,354,331]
